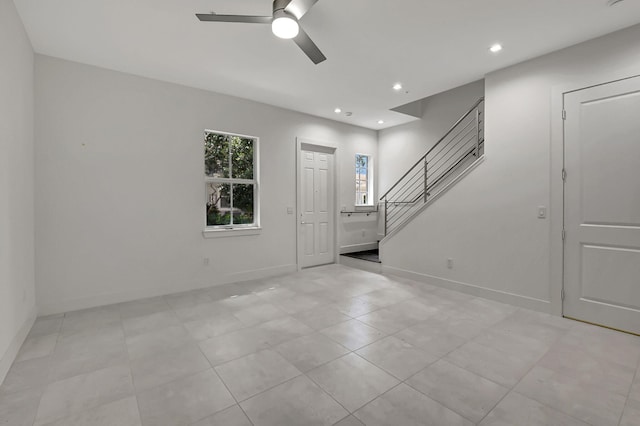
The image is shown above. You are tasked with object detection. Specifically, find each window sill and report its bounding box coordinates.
[202,227,262,239]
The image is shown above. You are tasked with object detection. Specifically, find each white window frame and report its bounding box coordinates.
[355,153,374,207]
[203,130,260,238]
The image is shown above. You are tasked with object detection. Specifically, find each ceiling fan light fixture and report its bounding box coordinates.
[272,10,299,39]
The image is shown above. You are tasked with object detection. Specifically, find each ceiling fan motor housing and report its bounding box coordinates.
[273,0,292,14]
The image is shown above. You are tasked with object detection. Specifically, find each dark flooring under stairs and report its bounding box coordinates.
[341,249,380,263]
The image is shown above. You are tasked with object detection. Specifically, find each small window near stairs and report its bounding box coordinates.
[355,153,373,206]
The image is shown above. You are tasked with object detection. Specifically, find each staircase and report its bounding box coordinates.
[380,98,485,239]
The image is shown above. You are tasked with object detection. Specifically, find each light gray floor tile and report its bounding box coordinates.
[173,301,233,322]
[125,325,194,360]
[356,335,438,380]
[183,314,246,341]
[445,341,538,387]
[356,308,420,334]
[60,306,121,335]
[34,364,134,426]
[215,349,301,401]
[49,335,128,382]
[15,333,58,362]
[118,296,171,319]
[357,288,414,307]
[28,317,63,339]
[293,305,351,330]
[0,387,42,426]
[192,405,252,426]
[620,398,640,426]
[537,342,634,396]
[5,265,640,426]
[479,392,589,426]
[122,310,181,337]
[385,298,444,321]
[332,297,380,317]
[40,396,141,426]
[515,366,627,426]
[56,323,124,351]
[0,356,51,395]
[320,319,386,351]
[130,344,211,392]
[562,325,640,369]
[216,293,265,310]
[199,327,270,366]
[630,372,640,402]
[273,293,332,315]
[472,328,552,360]
[332,415,365,426]
[136,369,235,426]
[241,375,347,426]
[273,333,349,372]
[406,359,508,423]
[232,303,287,326]
[256,316,315,346]
[395,322,466,357]
[354,383,474,426]
[307,353,399,412]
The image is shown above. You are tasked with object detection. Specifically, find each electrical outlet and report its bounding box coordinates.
[361,229,366,238]
[203,257,210,266]
[447,258,454,269]
[537,206,547,219]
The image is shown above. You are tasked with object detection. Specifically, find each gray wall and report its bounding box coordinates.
[34,56,378,315]
[380,24,640,311]
[0,0,36,381]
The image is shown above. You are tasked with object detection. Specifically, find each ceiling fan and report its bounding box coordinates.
[196,0,326,64]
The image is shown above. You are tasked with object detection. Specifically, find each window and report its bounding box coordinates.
[355,153,372,206]
[204,131,258,229]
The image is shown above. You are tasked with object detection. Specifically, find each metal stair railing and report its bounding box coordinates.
[380,97,484,236]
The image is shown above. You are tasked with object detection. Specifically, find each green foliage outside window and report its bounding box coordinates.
[205,132,256,227]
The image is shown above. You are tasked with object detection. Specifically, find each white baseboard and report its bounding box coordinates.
[382,265,551,313]
[340,242,378,254]
[0,306,37,386]
[38,264,297,316]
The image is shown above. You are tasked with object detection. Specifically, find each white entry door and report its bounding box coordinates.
[563,76,640,334]
[300,147,335,268]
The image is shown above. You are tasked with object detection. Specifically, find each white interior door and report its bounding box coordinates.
[563,76,640,334]
[300,147,335,268]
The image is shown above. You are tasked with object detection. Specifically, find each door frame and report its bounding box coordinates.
[550,70,640,317]
[296,138,339,271]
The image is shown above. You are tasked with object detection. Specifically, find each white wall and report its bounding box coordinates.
[0,0,36,382]
[380,24,640,311]
[34,55,377,315]
[379,80,484,193]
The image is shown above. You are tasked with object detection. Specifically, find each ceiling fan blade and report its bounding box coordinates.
[293,27,326,64]
[285,0,319,19]
[196,14,272,24]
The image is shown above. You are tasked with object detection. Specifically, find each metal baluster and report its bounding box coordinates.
[423,158,428,203]
[475,107,481,157]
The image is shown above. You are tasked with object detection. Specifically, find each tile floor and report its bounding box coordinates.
[1,264,639,426]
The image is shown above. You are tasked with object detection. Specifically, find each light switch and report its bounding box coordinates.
[537,206,547,219]
[287,207,293,214]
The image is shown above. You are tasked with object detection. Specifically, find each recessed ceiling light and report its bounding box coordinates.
[377,120,384,124]
[334,108,342,113]
[489,44,503,53]
[393,83,403,91]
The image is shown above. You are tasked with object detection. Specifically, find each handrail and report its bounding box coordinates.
[380,97,485,237]
[380,97,484,200]
[386,141,482,208]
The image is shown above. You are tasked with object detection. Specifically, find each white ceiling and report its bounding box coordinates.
[13,0,640,130]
